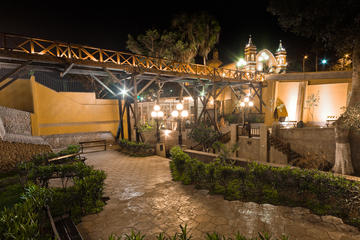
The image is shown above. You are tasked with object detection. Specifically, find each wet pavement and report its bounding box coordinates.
[77,150,360,240]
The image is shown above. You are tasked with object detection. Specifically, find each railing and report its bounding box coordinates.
[237,123,260,138]
[0,33,264,82]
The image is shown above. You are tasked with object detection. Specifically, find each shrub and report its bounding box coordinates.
[1,146,107,239]
[108,225,288,240]
[118,139,155,156]
[169,147,360,229]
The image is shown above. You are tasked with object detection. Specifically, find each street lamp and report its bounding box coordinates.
[171,103,189,146]
[303,55,308,72]
[151,104,164,143]
[239,98,254,126]
[321,58,328,71]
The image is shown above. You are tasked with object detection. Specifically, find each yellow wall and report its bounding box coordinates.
[29,76,121,136]
[276,82,300,121]
[303,83,348,123]
[0,78,34,112]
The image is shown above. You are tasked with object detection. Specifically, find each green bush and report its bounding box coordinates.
[118,139,155,156]
[169,146,360,229]
[1,145,107,239]
[108,225,288,240]
[0,184,53,240]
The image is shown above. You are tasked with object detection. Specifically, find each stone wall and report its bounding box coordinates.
[277,128,335,163]
[42,131,115,150]
[276,127,360,175]
[0,105,32,135]
[0,139,52,171]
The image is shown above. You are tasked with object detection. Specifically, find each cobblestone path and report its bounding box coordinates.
[77,150,360,240]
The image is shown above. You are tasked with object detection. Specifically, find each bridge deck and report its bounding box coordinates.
[0,33,264,83]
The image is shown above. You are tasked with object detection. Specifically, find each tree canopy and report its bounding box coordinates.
[268,0,360,53]
[126,12,220,64]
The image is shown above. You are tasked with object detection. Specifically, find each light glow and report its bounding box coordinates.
[181,110,189,118]
[240,102,245,107]
[244,97,249,102]
[176,103,184,111]
[157,111,164,118]
[236,58,247,67]
[154,105,161,111]
[171,110,179,118]
[248,101,254,107]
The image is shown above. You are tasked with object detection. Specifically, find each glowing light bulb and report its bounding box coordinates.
[248,101,254,107]
[181,110,189,118]
[154,105,160,111]
[157,111,164,118]
[171,110,179,118]
[244,97,249,103]
[240,102,245,107]
[176,103,184,111]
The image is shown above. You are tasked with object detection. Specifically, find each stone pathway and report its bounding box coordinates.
[77,150,360,240]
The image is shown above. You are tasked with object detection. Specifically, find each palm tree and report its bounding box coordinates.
[172,12,221,65]
[196,12,221,65]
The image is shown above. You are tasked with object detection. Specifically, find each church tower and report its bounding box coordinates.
[244,35,257,72]
[275,40,287,73]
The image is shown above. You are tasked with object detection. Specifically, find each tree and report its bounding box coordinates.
[196,12,221,65]
[268,0,360,175]
[172,12,221,65]
[126,29,181,60]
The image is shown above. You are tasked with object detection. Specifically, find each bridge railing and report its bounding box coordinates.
[0,33,264,81]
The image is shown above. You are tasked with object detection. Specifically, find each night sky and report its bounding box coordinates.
[0,1,323,71]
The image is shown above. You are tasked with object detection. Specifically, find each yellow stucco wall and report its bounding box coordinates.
[29,76,122,137]
[276,82,300,121]
[303,83,348,123]
[0,78,34,112]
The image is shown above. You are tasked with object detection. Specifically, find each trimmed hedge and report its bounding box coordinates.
[169,146,360,229]
[118,139,155,156]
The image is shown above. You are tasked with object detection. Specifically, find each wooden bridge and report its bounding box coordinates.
[0,33,264,82]
[0,33,266,141]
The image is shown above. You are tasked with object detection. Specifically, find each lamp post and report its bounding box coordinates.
[321,58,328,71]
[151,104,164,143]
[171,103,189,146]
[303,55,308,72]
[239,96,254,126]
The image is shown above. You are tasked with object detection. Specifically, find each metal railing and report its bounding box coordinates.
[0,33,265,82]
[237,123,260,138]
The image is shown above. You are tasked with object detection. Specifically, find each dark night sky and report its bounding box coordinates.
[0,1,321,71]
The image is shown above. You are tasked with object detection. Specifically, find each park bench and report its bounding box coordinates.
[79,139,107,153]
[47,153,86,165]
[46,206,84,240]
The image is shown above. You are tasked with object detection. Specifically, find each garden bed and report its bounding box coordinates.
[170,146,360,229]
[118,139,155,157]
[0,144,106,239]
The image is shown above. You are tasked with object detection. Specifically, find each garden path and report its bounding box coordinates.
[77,150,360,240]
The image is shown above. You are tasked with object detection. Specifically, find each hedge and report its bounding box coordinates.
[118,139,155,156]
[169,146,360,229]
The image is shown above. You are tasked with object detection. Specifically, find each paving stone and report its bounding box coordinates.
[77,150,360,240]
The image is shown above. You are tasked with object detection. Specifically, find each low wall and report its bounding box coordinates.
[42,131,115,150]
[277,127,360,175]
[278,128,335,163]
[236,136,260,161]
[0,139,52,171]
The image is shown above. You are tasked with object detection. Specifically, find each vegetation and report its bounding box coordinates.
[0,144,106,239]
[108,225,289,240]
[118,139,155,157]
[187,123,221,151]
[127,12,220,64]
[170,146,360,229]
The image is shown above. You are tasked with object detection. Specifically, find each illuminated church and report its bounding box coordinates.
[217,35,287,74]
